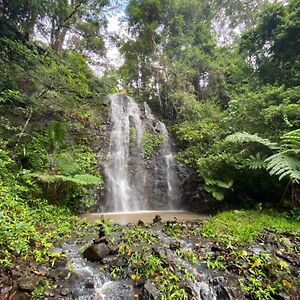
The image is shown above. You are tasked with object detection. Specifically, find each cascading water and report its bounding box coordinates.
[104,94,180,212]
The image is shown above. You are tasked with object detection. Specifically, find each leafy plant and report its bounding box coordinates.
[143,130,163,160]
[226,129,300,205]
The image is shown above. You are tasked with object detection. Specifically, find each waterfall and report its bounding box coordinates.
[104,94,180,212]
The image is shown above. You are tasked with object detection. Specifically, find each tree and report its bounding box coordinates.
[0,0,45,41]
[44,0,110,53]
[240,0,300,86]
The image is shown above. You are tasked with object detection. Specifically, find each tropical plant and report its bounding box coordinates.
[226,129,300,205]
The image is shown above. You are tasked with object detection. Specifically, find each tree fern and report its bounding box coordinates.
[281,129,300,150]
[226,129,300,184]
[265,152,300,183]
[225,132,279,150]
[204,177,233,201]
[265,129,300,183]
[245,153,267,170]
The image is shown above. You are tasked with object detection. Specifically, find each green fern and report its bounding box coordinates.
[265,152,300,183]
[281,129,300,150]
[225,132,279,150]
[265,129,300,183]
[47,121,65,147]
[204,177,233,201]
[245,153,267,170]
[226,129,300,183]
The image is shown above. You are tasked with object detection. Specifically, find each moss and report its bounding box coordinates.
[142,130,163,160]
[129,127,136,148]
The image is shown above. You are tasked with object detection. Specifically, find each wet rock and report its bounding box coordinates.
[134,278,147,288]
[43,288,55,297]
[153,215,162,223]
[49,267,70,280]
[61,287,70,296]
[140,280,161,300]
[83,243,110,262]
[274,293,289,300]
[281,237,293,248]
[210,276,226,286]
[18,276,39,292]
[49,247,64,255]
[169,242,180,251]
[36,266,49,275]
[211,245,223,252]
[13,291,31,300]
[11,269,22,279]
[53,255,69,268]
[102,254,119,265]
[197,281,215,300]
[249,246,265,255]
[216,286,231,300]
[223,276,246,300]
[137,219,145,226]
[85,279,95,289]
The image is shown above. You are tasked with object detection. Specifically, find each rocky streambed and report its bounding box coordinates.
[1,217,300,300]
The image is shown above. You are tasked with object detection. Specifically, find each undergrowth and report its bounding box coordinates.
[199,210,300,244]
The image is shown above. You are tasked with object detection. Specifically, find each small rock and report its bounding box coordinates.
[18,276,39,292]
[48,247,63,255]
[53,256,68,268]
[210,276,226,286]
[216,286,231,300]
[169,242,180,251]
[85,279,95,289]
[61,287,70,296]
[198,281,214,300]
[49,267,70,280]
[153,215,162,223]
[12,291,31,300]
[83,243,110,262]
[43,288,54,297]
[140,280,161,300]
[134,278,147,287]
[281,237,293,248]
[102,254,118,264]
[137,219,145,226]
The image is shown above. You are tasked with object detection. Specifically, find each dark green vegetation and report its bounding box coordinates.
[97,212,300,300]
[0,0,116,280]
[0,0,299,299]
[120,0,300,206]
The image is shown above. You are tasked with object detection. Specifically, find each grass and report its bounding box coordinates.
[199,209,300,244]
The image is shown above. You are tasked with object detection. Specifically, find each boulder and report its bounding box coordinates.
[83,243,110,262]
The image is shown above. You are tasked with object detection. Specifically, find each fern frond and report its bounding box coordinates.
[265,153,300,183]
[225,132,279,150]
[281,129,300,150]
[203,177,233,201]
[205,177,233,189]
[245,153,267,170]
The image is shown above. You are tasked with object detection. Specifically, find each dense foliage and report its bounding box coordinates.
[119,0,300,208]
[0,0,299,299]
[0,0,116,272]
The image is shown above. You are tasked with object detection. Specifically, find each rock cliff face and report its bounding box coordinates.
[102,94,181,212]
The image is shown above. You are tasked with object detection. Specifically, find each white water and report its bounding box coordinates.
[104,94,180,212]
